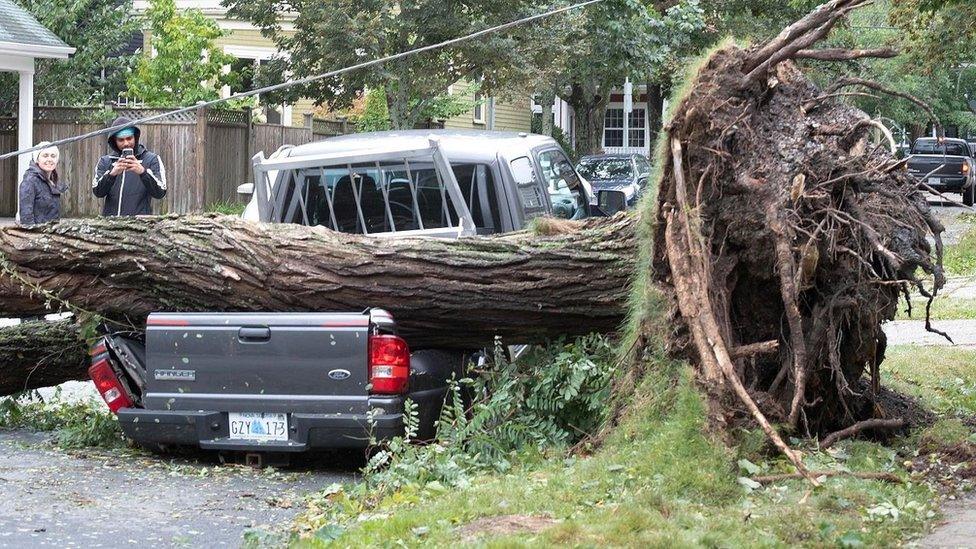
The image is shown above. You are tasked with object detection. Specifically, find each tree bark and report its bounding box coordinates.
[567,82,609,156]
[646,81,663,155]
[0,214,638,351]
[0,320,88,396]
[537,89,556,137]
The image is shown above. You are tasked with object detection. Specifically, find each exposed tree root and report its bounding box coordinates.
[753,471,902,484]
[820,418,907,449]
[647,0,944,481]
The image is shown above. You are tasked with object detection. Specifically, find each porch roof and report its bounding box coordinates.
[0,0,74,59]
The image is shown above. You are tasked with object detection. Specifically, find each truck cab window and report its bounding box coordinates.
[537,149,583,219]
[509,156,546,220]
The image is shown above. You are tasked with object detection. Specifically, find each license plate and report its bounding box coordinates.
[228,412,288,442]
[929,177,940,185]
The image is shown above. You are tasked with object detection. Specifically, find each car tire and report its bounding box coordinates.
[965,184,975,207]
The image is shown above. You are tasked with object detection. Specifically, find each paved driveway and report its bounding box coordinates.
[0,430,357,547]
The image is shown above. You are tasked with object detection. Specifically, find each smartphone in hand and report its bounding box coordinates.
[121,147,134,158]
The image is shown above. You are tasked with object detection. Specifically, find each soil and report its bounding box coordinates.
[457,514,559,541]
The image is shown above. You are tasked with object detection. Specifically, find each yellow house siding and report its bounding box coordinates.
[216,29,275,48]
[443,96,531,132]
[292,98,317,127]
[492,98,532,132]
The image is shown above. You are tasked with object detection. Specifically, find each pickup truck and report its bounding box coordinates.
[907,137,976,206]
[90,309,466,458]
[90,131,623,458]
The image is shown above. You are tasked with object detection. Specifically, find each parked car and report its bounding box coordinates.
[575,153,652,208]
[907,137,976,206]
[90,131,630,459]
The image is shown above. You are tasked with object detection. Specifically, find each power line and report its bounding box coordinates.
[1,0,602,161]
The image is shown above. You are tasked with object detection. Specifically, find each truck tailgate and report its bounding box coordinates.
[144,312,370,414]
[908,155,966,178]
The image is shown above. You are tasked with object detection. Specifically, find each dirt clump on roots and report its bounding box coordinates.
[645,0,945,477]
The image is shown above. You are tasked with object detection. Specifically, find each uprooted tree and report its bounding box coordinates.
[0,0,946,479]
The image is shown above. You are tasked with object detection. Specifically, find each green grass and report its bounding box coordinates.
[895,296,976,320]
[206,200,247,216]
[882,346,976,417]
[282,353,937,548]
[943,214,976,276]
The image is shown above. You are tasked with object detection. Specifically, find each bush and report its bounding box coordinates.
[0,392,124,449]
[362,334,617,492]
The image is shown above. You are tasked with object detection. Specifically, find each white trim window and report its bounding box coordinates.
[628,108,646,149]
[473,91,485,124]
[604,108,624,147]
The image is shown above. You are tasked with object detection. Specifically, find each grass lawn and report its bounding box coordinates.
[895,296,976,321]
[883,346,976,418]
[275,345,976,548]
[944,214,976,276]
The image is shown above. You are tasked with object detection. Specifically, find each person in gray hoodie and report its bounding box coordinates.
[18,142,68,226]
[91,117,167,216]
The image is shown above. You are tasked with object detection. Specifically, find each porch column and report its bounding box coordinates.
[17,66,34,218]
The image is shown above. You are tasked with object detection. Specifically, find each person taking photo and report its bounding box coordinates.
[91,117,167,216]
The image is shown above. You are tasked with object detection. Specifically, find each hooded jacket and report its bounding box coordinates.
[19,163,68,226]
[91,117,167,216]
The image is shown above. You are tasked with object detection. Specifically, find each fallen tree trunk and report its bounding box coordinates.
[0,214,637,350]
[0,320,88,395]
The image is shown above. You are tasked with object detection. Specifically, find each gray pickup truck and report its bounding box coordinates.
[907,137,976,205]
[89,309,464,456]
[88,131,627,458]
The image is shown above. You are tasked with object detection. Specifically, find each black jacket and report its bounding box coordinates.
[91,117,167,216]
[19,164,68,226]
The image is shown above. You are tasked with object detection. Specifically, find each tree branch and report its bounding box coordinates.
[794,48,898,61]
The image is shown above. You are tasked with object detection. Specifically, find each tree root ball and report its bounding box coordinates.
[650,44,943,436]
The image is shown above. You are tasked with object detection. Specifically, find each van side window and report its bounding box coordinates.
[510,156,545,219]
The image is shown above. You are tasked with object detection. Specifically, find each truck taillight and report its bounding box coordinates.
[88,357,133,414]
[368,335,409,394]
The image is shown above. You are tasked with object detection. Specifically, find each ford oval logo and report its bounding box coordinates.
[328,369,351,381]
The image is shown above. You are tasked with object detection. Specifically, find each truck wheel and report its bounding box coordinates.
[965,185,975,207]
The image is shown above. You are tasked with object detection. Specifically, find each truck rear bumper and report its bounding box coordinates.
[916,175,969,190]
[117,397,406,451]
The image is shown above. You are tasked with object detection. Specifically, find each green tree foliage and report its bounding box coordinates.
[560,0,707,155]
[807,0,976,137]
[223,0,551,130]
[356,88,391,132]
[126,0,234,106]
[0,0,139,108]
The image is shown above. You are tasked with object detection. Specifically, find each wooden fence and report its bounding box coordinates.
[0,106,355,217]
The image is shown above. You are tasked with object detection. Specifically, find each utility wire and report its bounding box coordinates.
[0,0,601,161]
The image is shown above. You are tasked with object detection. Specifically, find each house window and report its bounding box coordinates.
[604,108,624,147]
[473,92,485,124]
[628,109,646,148]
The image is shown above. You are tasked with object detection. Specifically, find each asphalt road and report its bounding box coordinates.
[0,430,357,547]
